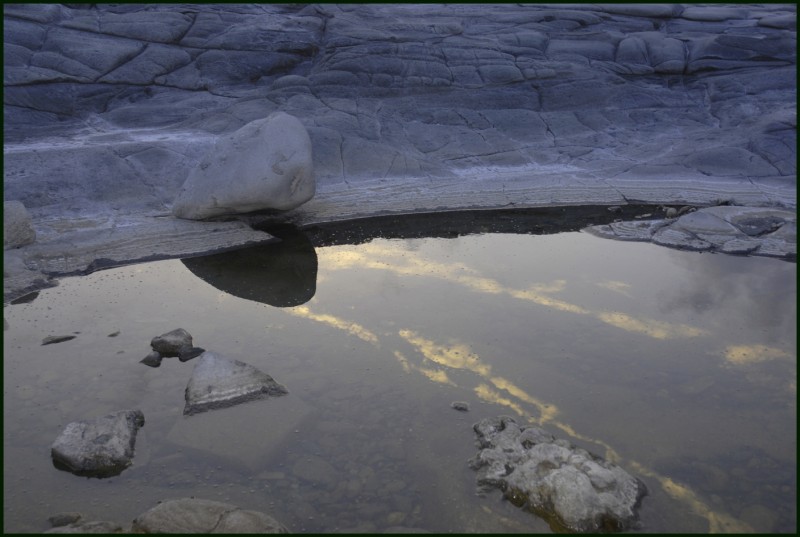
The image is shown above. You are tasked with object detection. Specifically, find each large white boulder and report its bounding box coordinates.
[172,112,314,220]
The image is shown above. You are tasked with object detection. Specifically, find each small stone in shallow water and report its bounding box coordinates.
[451,401,470,412]
[184,352,288,415]
[140,351,162,368]
[42,335,76,345]
[48,512,82,527]
[151,328,193,357]
[178,346,206,362]
[51,409,145,478]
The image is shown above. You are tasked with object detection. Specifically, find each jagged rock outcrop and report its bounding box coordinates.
[469,416,647,533]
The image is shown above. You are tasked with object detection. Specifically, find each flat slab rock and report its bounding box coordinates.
[584,206,797,259]
[51,409,144,478]
[469,416,647,533]
[132,498,289,533]
[184,352,288,415]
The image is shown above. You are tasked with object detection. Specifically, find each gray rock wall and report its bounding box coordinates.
[4,3,795,220]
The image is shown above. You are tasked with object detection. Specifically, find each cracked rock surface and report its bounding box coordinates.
[585,205,796,259]
[469,416,647,533]
[3,4,796,301]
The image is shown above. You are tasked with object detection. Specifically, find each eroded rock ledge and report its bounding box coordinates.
[585,205,796,259]
[3,4,796,302]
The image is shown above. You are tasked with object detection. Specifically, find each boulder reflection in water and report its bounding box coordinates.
[181,224,317,307]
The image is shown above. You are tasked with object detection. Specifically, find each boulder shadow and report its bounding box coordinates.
[181,224,317,307]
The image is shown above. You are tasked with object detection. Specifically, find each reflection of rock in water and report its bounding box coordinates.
[181,224,316,307]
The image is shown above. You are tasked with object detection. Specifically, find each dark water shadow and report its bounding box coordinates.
[181,224,317,307]
[183,205,663,308]
[292,204,663,247]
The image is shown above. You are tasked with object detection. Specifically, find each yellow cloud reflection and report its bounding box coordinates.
[596,311,708,340]
[629,462,754,533]
[399,330,492,377]
[285,302,743,534]
[285,305,379,345]
[394,350,455,385]
[319,243,706,341]
[723,344,791,365]
[475,383,526,416]
[596,280,633,297]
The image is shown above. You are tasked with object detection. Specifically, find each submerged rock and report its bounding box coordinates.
[469,416,646,533]
[140,351,163,368]
[184,352,288,415]
[51,409,145,477]
[132,498,289,533]
[44,520,124,533]
[172,112,315,220]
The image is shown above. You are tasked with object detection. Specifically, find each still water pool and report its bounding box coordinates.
[3,212,796,533]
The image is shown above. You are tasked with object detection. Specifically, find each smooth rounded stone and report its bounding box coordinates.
[291,454,339,488]
[451,401,470,412]
[4,201,36,249]
[140,351,163,368]
[172,112,315,219]
[48,512,83,527]
[44,520,124,533]
[150,328,193,357]
[132,498,289,533]
[184,351,288,415]
[469,416,647,533]
[51,409,145,477]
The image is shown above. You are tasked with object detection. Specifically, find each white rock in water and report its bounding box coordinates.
[470,416,646,533]
[51,409,145,477]
[172,112,314,220]
[184,352,288,415]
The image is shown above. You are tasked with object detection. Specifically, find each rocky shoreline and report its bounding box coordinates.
[3,3,796,304]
